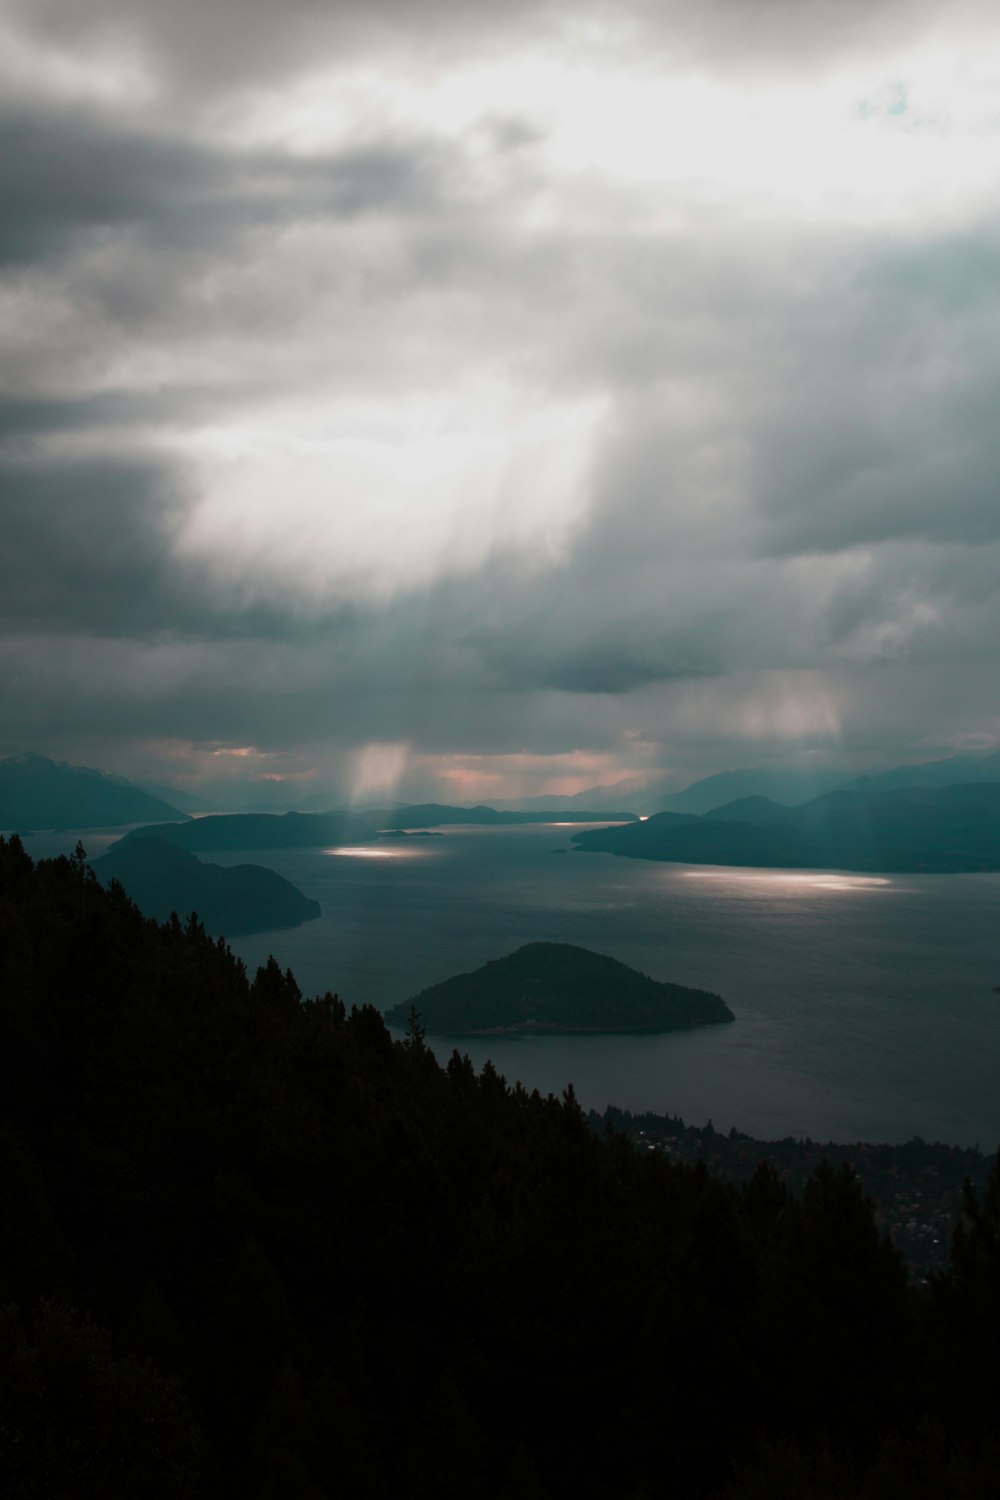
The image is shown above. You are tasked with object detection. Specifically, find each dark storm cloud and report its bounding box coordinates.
[4,0,1000,783]
[0,389,225,440]
[544,216,1000,565]
[821,538,1000,662]
[0,454,193,633]
[462,553,727,693]
[0,103,446,266]
[0,620,632,766]
[0,450,366,644]
[751,225,1000,555]
[471,630,717,695]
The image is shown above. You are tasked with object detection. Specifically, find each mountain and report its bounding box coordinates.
[136,779,228,814]
[0,752,188,829]
[112,804,637,852]
[572,782,1000,873]
[490,767,849,817]
[9,834,996,1498]
[91,836,320,935]
[651,766,851,815]
[701,796,797,825]
[483,772,677,812]
[485,750,1000,817]
[385,941,734,1035]
[844,749,1000,795]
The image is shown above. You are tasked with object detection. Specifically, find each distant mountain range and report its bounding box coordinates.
[572,781,1000,873]
[651,767,851,814]
[385,942,734,1035]
[91,836,320,935]
[8,744,1000,853]
[0,752,188,830]
[384,803,638,827]
[844,750,1000,795]
[134,780,225,815]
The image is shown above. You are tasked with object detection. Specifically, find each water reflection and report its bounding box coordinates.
[323,844,432,860]
[682,870,893,892]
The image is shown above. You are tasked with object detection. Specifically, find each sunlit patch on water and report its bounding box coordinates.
[323,845,430,860]
[681,870,893,892]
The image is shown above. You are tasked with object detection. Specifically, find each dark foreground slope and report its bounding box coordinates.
[573,782,1000,872]
[387,942,733,1034]
[91,836,320,935]
[1,836,998,1499]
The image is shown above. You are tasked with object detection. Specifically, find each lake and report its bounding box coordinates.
[22,822,1000,1147]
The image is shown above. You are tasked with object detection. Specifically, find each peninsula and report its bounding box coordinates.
[571,782,1000,873]
[386,942,734,1036]
[91,836,321,936]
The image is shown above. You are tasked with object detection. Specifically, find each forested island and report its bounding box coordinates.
[386,942,734,1034]
[1,834,998,1498]
[90,836,321,935]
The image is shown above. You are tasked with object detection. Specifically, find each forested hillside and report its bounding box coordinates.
[0,835,997,1498]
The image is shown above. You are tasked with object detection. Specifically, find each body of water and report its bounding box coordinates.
[20,823,1000,1147]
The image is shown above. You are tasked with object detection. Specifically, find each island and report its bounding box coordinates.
[385,942,734,1035]
[377,828,443,840]
[90,836,321,936]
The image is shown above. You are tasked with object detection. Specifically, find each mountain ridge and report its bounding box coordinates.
[0,752,188,829]
[572,781,1000,873]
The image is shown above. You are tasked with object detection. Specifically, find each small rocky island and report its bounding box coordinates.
[91,836,321,936]
[386,942,734,1036]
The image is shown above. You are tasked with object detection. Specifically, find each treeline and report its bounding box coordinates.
[589,1107,993,1279]
[0,835,998,1498]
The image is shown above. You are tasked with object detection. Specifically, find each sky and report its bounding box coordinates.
[3,0,1000,805]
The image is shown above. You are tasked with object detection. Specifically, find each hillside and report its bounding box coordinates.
[1,835,998,1498]
[573,782,1000,872]
[0,751,188,829]
[385,942,734,1035]
[91,836,320,935]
